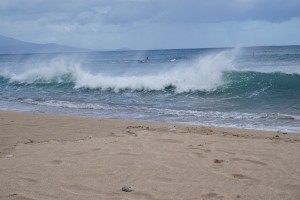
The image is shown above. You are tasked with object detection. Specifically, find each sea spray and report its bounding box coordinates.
[1,49,237,92]
[0,55,80,84]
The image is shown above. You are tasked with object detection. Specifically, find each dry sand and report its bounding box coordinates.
[0,111,300,200]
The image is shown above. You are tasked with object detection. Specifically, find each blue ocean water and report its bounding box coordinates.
[0,46,299,132]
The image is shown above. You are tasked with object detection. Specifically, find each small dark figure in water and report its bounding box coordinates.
[138,57,149,63]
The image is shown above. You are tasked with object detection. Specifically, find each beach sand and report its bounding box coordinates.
[0,111,299,200]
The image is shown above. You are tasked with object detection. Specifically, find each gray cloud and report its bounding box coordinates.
[0,0,300,49]
[1,0,300,24]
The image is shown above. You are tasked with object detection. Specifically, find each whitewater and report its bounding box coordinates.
[0,46,300,132]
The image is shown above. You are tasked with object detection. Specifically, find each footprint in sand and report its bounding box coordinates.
[213,159,224,164]
[126,130,138,137]
[91,147,102,151]
[201,192,224,199]
[192,152,204,158]
[211,159,226,169]
[157,138,183,143]
[232,173,260,183]
[244,159,267,166]
[8,194,33,200]
[202,149,212,153]
[50,160,63,165]
[230,158,267,166]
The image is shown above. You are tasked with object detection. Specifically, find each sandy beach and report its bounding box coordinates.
[0,111,299,200]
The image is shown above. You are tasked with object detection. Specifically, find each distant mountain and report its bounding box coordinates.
[0,34,90,54]
[115,48,133,51]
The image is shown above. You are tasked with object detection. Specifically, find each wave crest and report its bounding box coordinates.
[0,50,236,93]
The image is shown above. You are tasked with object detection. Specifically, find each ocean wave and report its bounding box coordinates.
[1,71,299,96]
[223,71,300,92]
[1,49,300,94]
[0,50,235,92]
[1,73,300,96]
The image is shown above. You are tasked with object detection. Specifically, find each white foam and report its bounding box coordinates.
[0,49,238,92]
[6,57,79,83]
[75,50,236,92]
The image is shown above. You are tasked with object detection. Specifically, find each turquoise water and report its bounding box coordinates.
[0,46,299,132]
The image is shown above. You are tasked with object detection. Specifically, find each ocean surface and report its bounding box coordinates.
[0,46,299,132]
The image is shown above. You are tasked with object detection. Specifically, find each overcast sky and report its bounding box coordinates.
[1,0,300,50]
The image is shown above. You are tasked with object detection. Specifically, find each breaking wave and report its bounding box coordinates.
[0,50,235,93]
[0,49,299,95]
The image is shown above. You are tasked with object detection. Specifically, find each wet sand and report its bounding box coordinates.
[0,111,300,200]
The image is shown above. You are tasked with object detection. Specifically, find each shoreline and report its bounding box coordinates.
[1,110,300,200]
[1,108,299,134]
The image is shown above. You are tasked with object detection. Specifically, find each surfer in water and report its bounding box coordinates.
[138,57,149,63]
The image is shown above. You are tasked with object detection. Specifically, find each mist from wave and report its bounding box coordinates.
[0,49,237,93]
